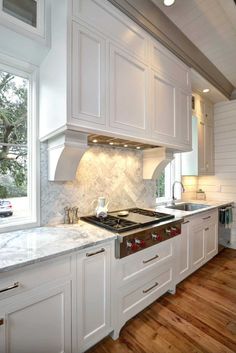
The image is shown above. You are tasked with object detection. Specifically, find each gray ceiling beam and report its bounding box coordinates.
[108,0,234,100]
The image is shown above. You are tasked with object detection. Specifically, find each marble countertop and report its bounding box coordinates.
[0,199,233,274]
[0,222,116,273]
[156,199,234,218]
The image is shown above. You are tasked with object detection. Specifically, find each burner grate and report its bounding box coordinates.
[80,215,139,233]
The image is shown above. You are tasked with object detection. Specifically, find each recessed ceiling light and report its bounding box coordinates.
[203,88,210,93]
[136,146,141,150]
[92,139,98,143]
[124,144,128,147]
[109,142,114,145]
[163,0,175,6]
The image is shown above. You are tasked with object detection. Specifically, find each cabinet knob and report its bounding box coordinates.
[0,318,4,326]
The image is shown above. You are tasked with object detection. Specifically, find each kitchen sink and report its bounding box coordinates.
[166,203,210,212]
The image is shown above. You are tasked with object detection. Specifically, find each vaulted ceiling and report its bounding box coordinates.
[152,0,236,88]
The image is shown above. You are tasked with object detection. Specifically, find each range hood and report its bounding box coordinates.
[47,131,174,181]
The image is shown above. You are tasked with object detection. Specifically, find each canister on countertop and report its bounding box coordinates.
[196,189,206,200]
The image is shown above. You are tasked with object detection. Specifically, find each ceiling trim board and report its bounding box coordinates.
[107,0,234,99]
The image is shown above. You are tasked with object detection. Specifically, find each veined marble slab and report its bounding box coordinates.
[0,222,116,273]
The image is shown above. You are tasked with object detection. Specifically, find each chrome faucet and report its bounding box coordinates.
[171,181,185,205]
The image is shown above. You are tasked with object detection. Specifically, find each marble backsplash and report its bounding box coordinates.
[40,143,157,225]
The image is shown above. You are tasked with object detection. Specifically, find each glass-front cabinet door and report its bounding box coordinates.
[0,0,45,39]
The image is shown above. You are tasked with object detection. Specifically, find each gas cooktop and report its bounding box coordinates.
[81,208,174,233]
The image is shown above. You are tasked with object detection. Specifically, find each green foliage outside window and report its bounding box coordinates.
[156,171,165,198]
[0,71,28,198]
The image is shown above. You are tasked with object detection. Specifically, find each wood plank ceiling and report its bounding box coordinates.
[152,0,236,88]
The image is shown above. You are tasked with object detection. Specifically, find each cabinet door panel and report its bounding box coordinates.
[110,45,148,135]
[177,221,191,283]
[0,282,71,353]
[198,120,205,174]
[151,72,176,142]
[77,245,111,350]
[178,90,191,146]
[205,222,218,262]
[191,224,205,271]
[72,22,106,125]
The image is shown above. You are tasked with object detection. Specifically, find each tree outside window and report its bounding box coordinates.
[0,70,28,219]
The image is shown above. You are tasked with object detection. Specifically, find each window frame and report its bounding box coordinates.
[0,53,39,232]
[156,154,182,205]
[0,0,45,41]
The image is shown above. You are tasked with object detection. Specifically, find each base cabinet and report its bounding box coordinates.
[176,209,218,284]
[0,282,72,353]
[76,244,112,352]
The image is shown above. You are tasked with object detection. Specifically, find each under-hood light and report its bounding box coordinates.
[164,0,175,6]
[88,134,159,151]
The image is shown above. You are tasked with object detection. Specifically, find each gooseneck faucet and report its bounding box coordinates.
[171,181,185,205]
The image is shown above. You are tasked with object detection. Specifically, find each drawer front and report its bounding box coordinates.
[120,265,172,324]
[118,240,173,284]
[0,257,72,300]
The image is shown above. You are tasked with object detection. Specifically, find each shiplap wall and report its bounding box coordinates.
[199,100,236,247]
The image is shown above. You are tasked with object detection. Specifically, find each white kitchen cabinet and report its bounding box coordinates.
[182,93,214,176]
[176,219,191,283]
[150,70,176,144]
[176,209,218,284]
[109,44,148,136]
[204,215,218,262]
[190,220,205,272]
[76,243,112,352]
[0,281,72,353]
[113,238,177,338]
[40,0,192,153]
[71,22,106,128]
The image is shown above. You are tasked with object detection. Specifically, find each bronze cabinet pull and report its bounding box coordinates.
[203,216,211,220]
[0,318,4,326]
[183,220,190,224]
[86,248,105,257]
[0,282,19,294]
[143,282,158,294]
[143,255,159,264]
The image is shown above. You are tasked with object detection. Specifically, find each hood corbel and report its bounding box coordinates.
[143,147,174,180]
[47,131,88,181]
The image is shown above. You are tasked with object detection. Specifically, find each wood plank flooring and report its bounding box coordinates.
[87,248,236,353]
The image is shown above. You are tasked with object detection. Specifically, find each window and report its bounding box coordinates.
[0,63,38,230]
[156,154,181,203]
[3,0,37,27]
[0,0,45,39]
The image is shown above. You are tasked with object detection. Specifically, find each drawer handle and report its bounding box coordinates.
[205,227,209,231]
[0,282,19,294]
[183,220,190,224]
[203,216,211,220]
[143,254,159,264]
[143,282,158,294]
[86,248,105,257]
[0,318,4,326]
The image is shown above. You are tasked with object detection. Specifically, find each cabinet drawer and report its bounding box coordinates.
[0,256,71,300]
[118,240,173,284]
[120,265,172,324]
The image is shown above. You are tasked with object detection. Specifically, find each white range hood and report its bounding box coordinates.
[47,131,174,181]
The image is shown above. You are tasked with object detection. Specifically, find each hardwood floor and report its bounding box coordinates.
[87,248,236,353]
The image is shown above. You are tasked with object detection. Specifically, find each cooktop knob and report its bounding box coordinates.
[152,233,162,241]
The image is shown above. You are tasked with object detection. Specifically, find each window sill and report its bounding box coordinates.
[0,217,39,234]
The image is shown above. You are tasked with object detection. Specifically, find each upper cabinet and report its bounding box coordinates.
[182,93,214,176]
[39,0,192,152]
[0,0,50,65]
[0,0,44,38]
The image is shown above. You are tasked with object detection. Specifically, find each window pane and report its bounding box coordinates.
[3,0,37,27]
[0,71,29,221]
[156,171,165,198]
